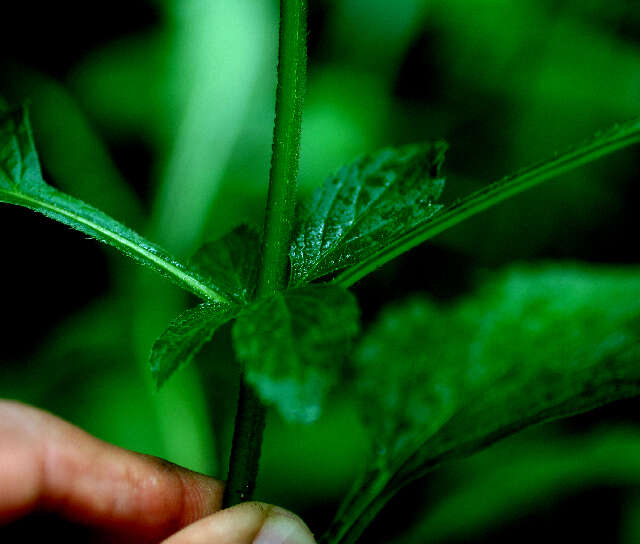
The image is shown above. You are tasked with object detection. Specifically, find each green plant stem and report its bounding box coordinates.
[222,379,267,506]
[256,0,307,298]
[223,0,307,508]
[333,117,640,288]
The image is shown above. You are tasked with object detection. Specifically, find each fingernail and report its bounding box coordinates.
[253,507,316,544]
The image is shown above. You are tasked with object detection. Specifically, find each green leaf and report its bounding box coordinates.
[190,224,261,304]
[366,264,640,470]
[151,302,240,388]
[333,117,640,287]
[0,104,232,303]
[290,142,447,286]
[354,297,468,459]
[396,428,640,543]
[232,285,360,423]
[324,264,640,544]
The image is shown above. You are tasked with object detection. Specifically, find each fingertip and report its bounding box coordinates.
[160,502,316,544]
[253,506,316,544]
[0,400,225,538]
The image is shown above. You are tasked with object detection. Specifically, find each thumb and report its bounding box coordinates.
[160,502,316,544]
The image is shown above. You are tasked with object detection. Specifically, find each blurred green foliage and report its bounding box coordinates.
[355,265,640,463]
[1,0,640,541]
[395,426,640,543]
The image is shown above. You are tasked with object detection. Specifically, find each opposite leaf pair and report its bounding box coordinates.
[1,103,448,423]
[150,224,359,423]
[150,142,449,422]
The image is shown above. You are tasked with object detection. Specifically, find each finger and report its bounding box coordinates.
[160,502,316,544]
[0,400,224,541]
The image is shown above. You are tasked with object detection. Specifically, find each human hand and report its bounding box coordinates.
[0,400,316,543]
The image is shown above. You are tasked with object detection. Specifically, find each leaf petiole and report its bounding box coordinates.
[3,190,230,303]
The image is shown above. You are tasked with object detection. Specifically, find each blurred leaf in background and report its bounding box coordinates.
[395,425,640,543]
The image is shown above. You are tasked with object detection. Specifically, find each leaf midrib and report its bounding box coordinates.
[301,169,371,282]
[333,117,640,288]
[298,163,436,283]
[1,189,231,303]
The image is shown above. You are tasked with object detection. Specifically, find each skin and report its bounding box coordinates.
[0,400,315,543]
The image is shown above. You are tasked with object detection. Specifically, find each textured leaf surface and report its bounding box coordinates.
[190,225,261,304]
[0,105,231,303]
[357,264,640,472]
[290,142,447,286]
[324,264,640,544]
[232,285,360,423]
[151,302,240,388]
[332,117,640,288]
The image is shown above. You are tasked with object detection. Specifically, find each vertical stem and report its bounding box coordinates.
[257,0,307,298]
[223,0,307,508]
[223,379,267,506]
